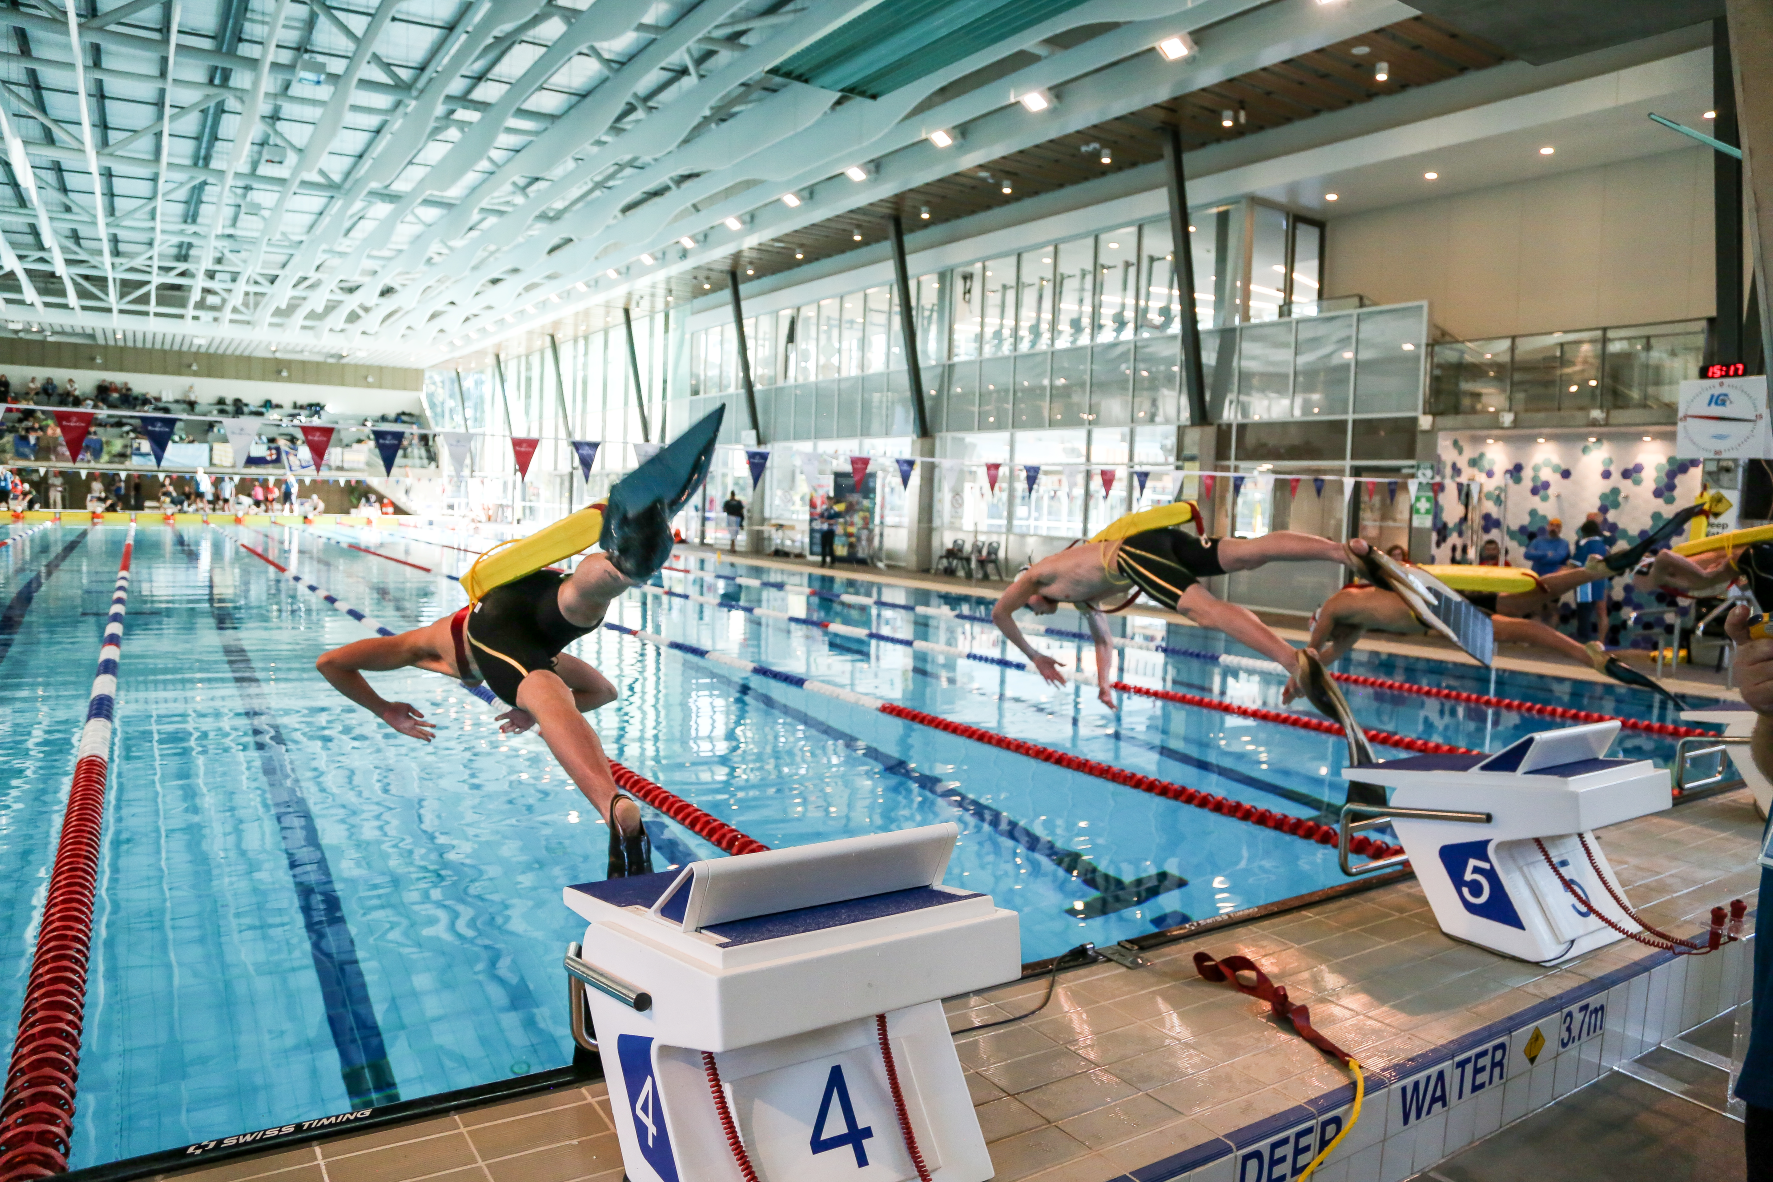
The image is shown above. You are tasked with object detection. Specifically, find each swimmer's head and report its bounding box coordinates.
[1026,594,1059,615]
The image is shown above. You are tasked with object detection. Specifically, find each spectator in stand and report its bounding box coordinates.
[87,474,105,510]
[41,377,56,398]
[252,480,267,509]
[723,491,745,551]
[25,377,39,398]
[1523,519,1571,577]
[129,474,143,511]
[1572,519,1610,643]
[110,475,125,507]
[46,469,62,509]
[0,375,10,397]
[65,379,78,402]
[281,476,297,510]
[1478,538,1504,566]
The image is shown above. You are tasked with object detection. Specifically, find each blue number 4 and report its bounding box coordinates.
[810,1064,875,1168]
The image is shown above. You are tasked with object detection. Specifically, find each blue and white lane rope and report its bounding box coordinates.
[80,525,135,764]
[0,519,57,553]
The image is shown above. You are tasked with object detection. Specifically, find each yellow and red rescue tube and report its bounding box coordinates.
[1672,522,1773,557]
[1416,564,1541,595]
[461,500,606,604]
[1088,499,1202,542]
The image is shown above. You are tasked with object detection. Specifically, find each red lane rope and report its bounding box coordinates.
[1532,838,1745,956]
[1112,681,1478,757]
[878,703,1401,859]
[1330,670,1714,739]
[876,1015,933,1182]
[608,762,768,856]
[347,542,433,571]
[0,535,133,1180]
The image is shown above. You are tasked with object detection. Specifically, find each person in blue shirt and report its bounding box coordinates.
[1522,518,1572,577]
[1571,517,1611,642]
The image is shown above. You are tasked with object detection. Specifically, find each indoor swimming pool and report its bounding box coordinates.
[0,521,1722,1170]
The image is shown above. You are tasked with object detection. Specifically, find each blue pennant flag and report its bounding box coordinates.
[1314,477,1325,497]
[1388,479,1399,502]
[371,427,405,474]
[1024,464,1040,494]
[138,414,176,467]
[896,457,915,489]
[1231,474,1245,499]
[1134,470,1149,498]
[745,448,769,488]
[571,440,600,482]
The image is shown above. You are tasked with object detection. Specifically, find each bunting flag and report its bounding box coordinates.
[222,418,260,468]
[1407,478,1420,502]
[895,458,915,488]
[985,462,1001,492]
[138,414,176,466]
[633,442,662,466]
[511,437,540,479]
[52,410,94,464]
[1099,468,1115,497]
[300,425,336,471]
[572,440,600,482]
[1024,464,1040,494]
[1387,479,1399,502]
[442,431,473,476]
[1314,476,1325,497]
[798,451,822,485]
[849,455,871,487]
[746,448,770,488]
[1288,477,1301,498]
[938,458,962,486]
[1134,470,1150,498]
[1061,464,1082,486]
[371,428,405,475]
[1232,474,1245,500]
[1202,473,1215,499]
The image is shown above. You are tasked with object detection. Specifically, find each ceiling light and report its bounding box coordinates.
[1486,438,1495,444]
[1588,379,1598,386]
[1351,45,1369,55]
[1156,33,1195,60]
[1401,342,1415,350]
[1424,171,1438,180]
[607,268,619,279]
[640,252,655,264]
[703,283,711,289]
[1588,436,1597,442]
[575,281,586,291]
[746,268,754,275]
[1100,147,1112,165]
[1325,192,1339,201]
[679,235,695,248]
[1221,109,1235,127]
[1018,90,1052,113]
[1373,61,1389,81]
[1001,181,1012,194]
[1539,146,1554,155]
[724,216,743,231]
[844,164,870,182]
[781,192,802,208]
[852,232,862,240]
[1704,110,1716,120]
[928,129,956,148]
[920,205,930,219]
[1537,437,1545,443]
[794,251,804,259]
[1643,436,1653,442]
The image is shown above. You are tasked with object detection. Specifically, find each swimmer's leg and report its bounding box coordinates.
[1632,549,1729,596]
[1215,530,1368,573]
[1493,617,1688,709]
[514,667,651,877]
[1173,582,1300,668]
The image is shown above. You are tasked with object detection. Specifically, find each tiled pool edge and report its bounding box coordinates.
[1116,930,1754,1182]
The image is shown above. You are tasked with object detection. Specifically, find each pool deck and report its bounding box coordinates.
[155,787,1763,1182]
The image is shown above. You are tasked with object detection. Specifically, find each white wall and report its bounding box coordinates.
[1324,147,1715,341]
[3,365,426,418]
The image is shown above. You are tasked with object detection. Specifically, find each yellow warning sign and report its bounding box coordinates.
[1524,1027,1545,1064]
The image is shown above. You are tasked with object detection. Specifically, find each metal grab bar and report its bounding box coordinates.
[1338,802,1492,877]
[1674,734,1752,795]
[564,941,652,1054]
[1625,606,1684,675]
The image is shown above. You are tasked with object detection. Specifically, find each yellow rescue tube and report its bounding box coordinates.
[461,502,605,604]
[1417,564,1540,594]
[1672,521,1773,557]
[1089,500,1201,543]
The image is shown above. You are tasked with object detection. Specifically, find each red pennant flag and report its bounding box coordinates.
[1202,473,1215,499]
[511,437,541,479]
[1288,477,1301,498]
[300,424,336,471]
[1099,468,1116,496]
[52,410,94,463]
[985,462,1001,493]
[849,455,871,487]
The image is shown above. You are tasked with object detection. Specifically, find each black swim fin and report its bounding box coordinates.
[1297,650,1387,809]
[605,794,654,879]
[1600,655,1689,710]
[1598,504,1706,574]
[601,406,724,580]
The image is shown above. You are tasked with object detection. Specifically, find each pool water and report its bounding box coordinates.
[0,522,1718,1168]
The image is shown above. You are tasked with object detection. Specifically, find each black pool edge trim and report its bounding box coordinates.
[60,1062,605,1182]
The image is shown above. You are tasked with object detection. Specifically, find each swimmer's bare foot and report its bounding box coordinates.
[605,793,653,878]
[1341,538,1373,574]
[1281,673,1302,705]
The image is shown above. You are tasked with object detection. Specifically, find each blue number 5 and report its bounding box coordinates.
[810,1064,875,1168]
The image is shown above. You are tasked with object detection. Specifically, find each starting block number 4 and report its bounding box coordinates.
[734,1046,931,1181]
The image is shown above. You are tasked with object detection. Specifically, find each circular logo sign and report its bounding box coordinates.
[1678,379,1763,457]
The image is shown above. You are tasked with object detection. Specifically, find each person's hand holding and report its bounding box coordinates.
[1030,652,1067,687]
[1726,606,1773,715]
[496,708,537,735]
[380,702,436,742]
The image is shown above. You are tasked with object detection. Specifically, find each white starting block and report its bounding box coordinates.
[562,823,1019,1182]
[1679,703,1767,817]
[1340,721,1669,965]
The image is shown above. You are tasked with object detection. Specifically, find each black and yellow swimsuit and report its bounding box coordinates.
[1111,529,1227,610]
[464,569,604,707]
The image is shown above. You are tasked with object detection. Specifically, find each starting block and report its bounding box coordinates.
[1341,721,1669,964]
[562,823,1019,1182]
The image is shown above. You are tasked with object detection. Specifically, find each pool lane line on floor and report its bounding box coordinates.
[233,538,765,859]
[0,528,90,670]
[600,621,1404,861]
[0,526,132,1178]
[679,556,1718,739]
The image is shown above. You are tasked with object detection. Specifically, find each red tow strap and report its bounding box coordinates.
[1194,952,1354,1064]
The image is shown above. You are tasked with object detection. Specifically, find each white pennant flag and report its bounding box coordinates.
[798,451,822,484]
[221,417,260,469]
[1060,464,1082,486]
[938,459,962,486]
[442,431,473,476]
[632,442,662,467]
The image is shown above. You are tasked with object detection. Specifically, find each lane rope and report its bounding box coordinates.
[0,525,135,1180]
[233,537,762,857]
[0,521,55,553]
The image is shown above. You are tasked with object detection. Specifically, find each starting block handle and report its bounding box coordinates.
[565,942,652,1013]
[1338,803,1492,877]
[1674,734,1752,794]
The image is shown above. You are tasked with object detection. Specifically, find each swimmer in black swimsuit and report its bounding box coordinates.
[316,414,721,878]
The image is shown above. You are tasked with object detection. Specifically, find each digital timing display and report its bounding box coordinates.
[1701,362,1748,379]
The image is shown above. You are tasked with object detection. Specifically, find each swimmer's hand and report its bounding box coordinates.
[496,708,537,735]
[380,702,435,742]
[1030,653,1067,687]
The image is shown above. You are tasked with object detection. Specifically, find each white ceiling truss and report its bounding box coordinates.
[0,0,1409,365]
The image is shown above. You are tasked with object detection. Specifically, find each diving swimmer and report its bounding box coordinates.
[316,408,725,879]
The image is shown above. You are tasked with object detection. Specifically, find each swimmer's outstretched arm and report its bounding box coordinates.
[990,574,1067,688]
[1083,607,1116,708]
[316,632,440,742]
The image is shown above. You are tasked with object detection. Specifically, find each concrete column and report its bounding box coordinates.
[905,437,938,571]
